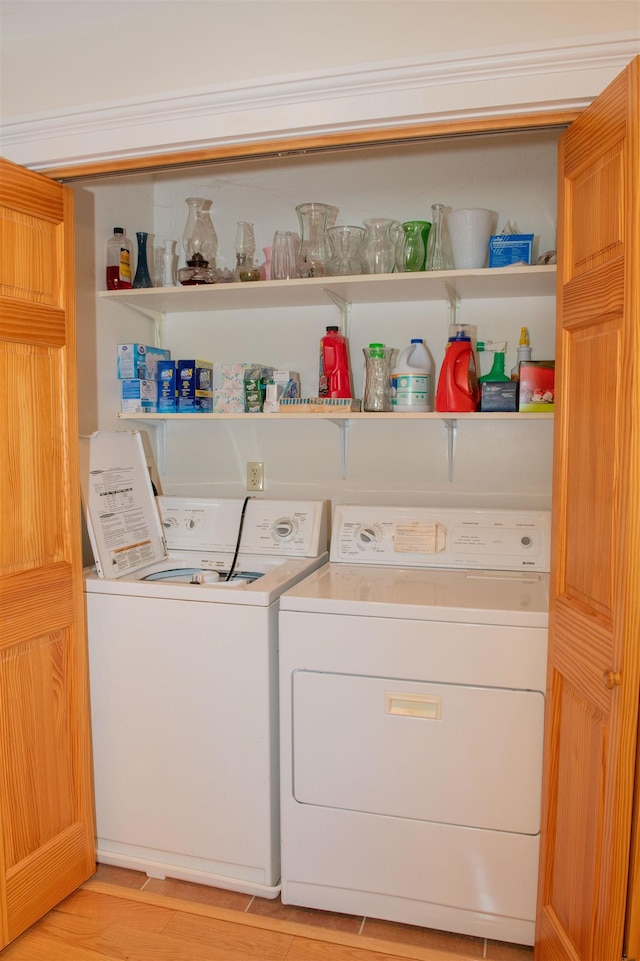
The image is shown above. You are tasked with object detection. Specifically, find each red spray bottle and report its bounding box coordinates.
[319,326,352,398]
[435,325,480,412]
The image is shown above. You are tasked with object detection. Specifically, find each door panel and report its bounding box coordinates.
[0,157,95,946]
[535,58,640,961]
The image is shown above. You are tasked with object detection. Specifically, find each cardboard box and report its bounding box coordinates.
[117,344,171,380]
[489,234,534,267]
[220,363,256,390]
[243,366,274,413]
[518,361,555,412]
[212,389,245,413]
[177,359,213,413]
[157,361,177,413]
[120,378,158,413]
[480,381,518,412]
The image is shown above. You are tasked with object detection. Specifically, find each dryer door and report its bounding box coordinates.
[292,669,544,835]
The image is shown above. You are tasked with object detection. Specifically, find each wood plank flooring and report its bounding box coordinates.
[0,866,535,960]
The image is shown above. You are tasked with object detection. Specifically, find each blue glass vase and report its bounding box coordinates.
[132,231,153,288]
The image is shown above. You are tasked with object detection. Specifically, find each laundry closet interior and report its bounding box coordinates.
[72,123,560,510]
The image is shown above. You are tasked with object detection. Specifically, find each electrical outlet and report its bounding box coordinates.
[247,461,264,491]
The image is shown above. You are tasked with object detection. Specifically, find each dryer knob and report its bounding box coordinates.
[355,525,381,549]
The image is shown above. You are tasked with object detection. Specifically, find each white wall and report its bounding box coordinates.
[2,1,639,117]
[1,1,638,170]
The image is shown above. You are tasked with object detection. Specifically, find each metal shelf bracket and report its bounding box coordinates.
[323,288,351,337]
[328,418,350,478]
[442,281,460,326]
[117,300,166,346]
[442,418,457,481]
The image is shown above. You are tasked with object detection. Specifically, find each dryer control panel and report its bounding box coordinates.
[330,507,551,572]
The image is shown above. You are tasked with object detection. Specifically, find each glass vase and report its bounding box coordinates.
[362,218,402,274]
[270,230,299,280]
[327,225,365,276]
[132,231,153,288]
[425,203,453,271]
[296,202,332,278]
[397,220,430,272]
[162,239,176,286]
[363,345,394,411]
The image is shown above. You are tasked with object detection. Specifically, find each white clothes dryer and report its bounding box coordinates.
[278,504,550,944]
[80,431,328,897]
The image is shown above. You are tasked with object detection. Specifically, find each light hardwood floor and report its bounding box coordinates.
[0,865,533,960]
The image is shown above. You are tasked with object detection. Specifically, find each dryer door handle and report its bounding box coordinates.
[385,691,442,719]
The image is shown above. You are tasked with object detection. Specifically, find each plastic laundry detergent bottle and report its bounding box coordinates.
[319,325,352,398]
[435,324,480,412]
[391,338,434,412]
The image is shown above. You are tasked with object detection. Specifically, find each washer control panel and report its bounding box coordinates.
[158,497,328,557]
[330,506,551,571]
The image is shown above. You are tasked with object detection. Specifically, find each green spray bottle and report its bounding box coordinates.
[477,341,510,382]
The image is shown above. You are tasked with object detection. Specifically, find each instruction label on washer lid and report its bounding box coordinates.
[394,523,446,553]
[79,430,167,578]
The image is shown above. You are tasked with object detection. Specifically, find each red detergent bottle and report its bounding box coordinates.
[435,325,480,412]
[319,326,352,398]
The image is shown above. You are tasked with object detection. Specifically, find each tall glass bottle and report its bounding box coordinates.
[106,227,133,290]
[425,203,452,271]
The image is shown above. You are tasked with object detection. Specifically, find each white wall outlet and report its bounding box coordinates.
[247,461,264,491]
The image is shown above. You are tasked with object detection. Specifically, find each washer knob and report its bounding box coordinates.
[273,517,296,542]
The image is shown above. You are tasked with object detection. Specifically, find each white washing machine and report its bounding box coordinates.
[80,431,327,897]
[278,504,550,945]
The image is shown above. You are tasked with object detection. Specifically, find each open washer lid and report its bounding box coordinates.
[79,430,167,579]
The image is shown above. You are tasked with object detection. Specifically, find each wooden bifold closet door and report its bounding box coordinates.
[535,56,640,961]
[0,157,95,948]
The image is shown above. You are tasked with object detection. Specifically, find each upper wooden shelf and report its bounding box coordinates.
[99,265,557,312]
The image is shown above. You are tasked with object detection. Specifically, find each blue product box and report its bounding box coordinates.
[117,344,171,380]
[157,361,178,413]
[177,359,214,413]
[121,379,158,413]
[488,234,534,267]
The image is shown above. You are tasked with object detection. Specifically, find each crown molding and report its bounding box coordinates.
[2,34,638,171]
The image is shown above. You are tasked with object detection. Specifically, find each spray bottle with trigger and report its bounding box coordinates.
[477,341,510,383]
[511,327,532,381]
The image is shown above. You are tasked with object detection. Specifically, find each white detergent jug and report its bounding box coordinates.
[392,338,434,412]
